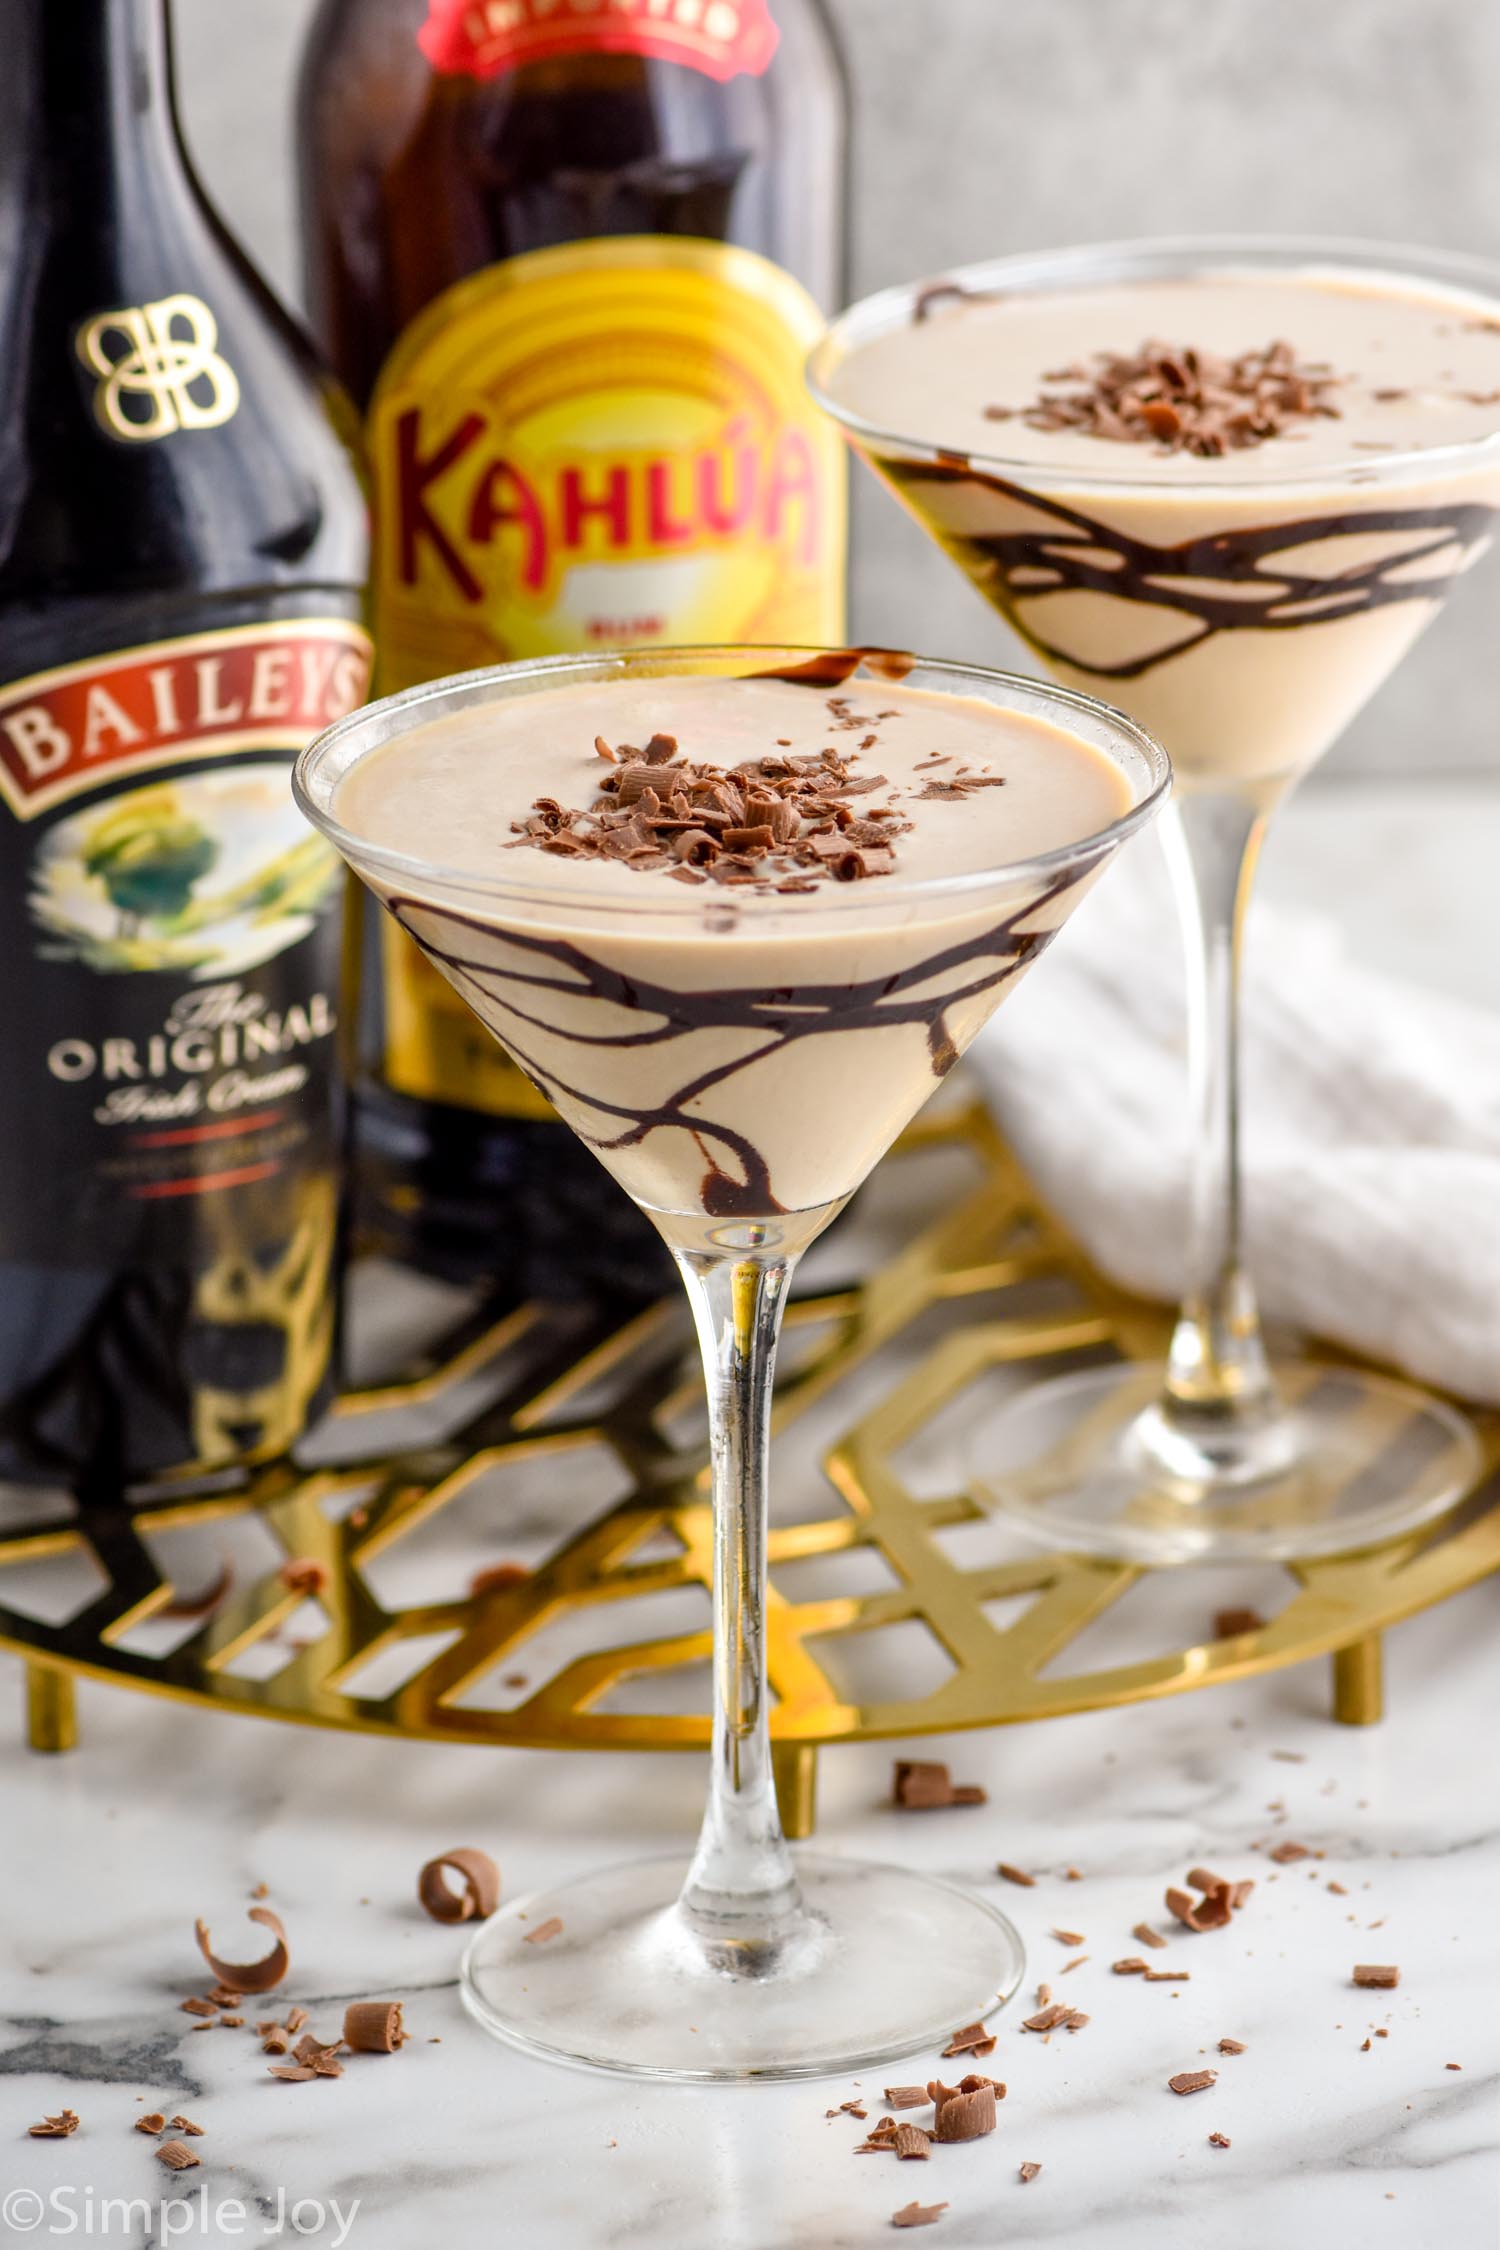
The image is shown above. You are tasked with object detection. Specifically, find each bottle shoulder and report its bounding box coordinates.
[0,163,369,619]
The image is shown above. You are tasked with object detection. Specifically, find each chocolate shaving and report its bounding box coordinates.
[277,1558,327,1596]
[136,2113,166,2134]
[996,1863,1036,1888]
[171,2116,205,2137]
[160,1562,234,1620]
[156,2140,200,2171]
[1143,1970,1189,1984]
[1218,2037,1247,2055]
[1168,2070,1218,2096]
[1112,1958,1148,1975]
[267,2064,317,2083]
[893,2123,932,2160]
[884,2087,931,2110]
[1050,1927,1086,1948]
[1213,1605,1264,1637]
[891,2202,948,2230]
[892,1761,986,1810]
[28,2110,80,2138]
[940,2021,996,2058]
[194,1906,289,1995]
[1019,2161,1042,2184]
[1133,1922,1168,1950]
[999,336,1345,456]
[1165,1877,1233,1933]
[1268,1841,1310,1864]
[1022,2004,1071,2033]
[417,1847,500,1924]
[1209,2132,1232,2149]
[180,1996,218,2017]
[524,1916,564,1946]
[933,2083,996,2143]
[1353,1964,1400,1988]
[343,2001,405,2054]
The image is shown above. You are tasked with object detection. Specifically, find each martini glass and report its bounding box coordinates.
[810,236,1500,1563]
[295,645,1168,2081]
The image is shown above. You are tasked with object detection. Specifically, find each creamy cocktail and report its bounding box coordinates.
[811,239,1500,1562]
[297,645,1167,2081]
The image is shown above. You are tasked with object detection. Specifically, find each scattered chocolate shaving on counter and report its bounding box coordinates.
[250,1883,269,1900]
[284,2007,309,2034]
[206,1984,243,2008]
[1021,2004,1071,2033]
[837,2101,867,2120]
[524,1916,564,1946]
[1050,1927,1086,1948]
[997,338,1345,456]
[171,2116,205,2137]
[1230,1880,1256,1909]
[1113,1958,1148,1976]
[1446,2062,1463,2071]
[28,2110,80,2138]
[1035,1984,1052,2008]
[894,2123,932,2160]
[1270,1749,1307,1764]
[1019,2161,1042,2184]
[1353,1964,1400,1988]
[1064,1866,1084,1882]
[1209,2132,1232,2149]
[1166,1884,1230,1934]
[940,2022,996,2058]
[885,2087,931,2110]
[343,2001,405,2054]
[1218,2037,1247,2055]
[1213,1606,1264,1637]
[891,2201,948,2230]
[996,1863,1036,1888]
[1133,1922,1169,1950]
[194,1906,289,1994]
[267,2065,317,2084]
[156,2140,199,2171]
[135,2113,166,2134]
[180,1996,218,2017]
[1059,1956,1088,1974]
[160,1563,234,1620]
[1268,1841,1311,1864]
[1360,2038,1372,2053]
[933,2084,997,2143]
[277,1558,327,1597]
[1168,2070,1218,2096]
[218,2014,244,2029]
[417,1847,500,1924]
[1328,1880,1348,1896]
[893,1761,987,1809]
[1143,1970,1190,1984]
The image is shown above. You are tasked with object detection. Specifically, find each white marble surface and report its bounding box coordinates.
[2,784,1498,2250]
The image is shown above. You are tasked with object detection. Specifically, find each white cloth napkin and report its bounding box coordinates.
[968,840,1500,1406]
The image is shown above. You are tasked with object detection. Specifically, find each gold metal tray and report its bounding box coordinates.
[7,1108,1498,1838]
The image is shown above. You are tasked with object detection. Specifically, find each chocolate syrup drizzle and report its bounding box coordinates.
[893,458,1496,682]
[386,867,1085,1219]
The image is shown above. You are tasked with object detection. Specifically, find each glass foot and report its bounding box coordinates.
[969,1359,1481,1564]
[461,1851,1025,2082]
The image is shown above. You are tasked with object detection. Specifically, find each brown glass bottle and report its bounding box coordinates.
[297,0,848,1297]
[0,0,371,1497]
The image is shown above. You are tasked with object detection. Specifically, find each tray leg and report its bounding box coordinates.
[1332,1635,1383,1726]
[26,1663,78,1754]
[773,1742,818,1840]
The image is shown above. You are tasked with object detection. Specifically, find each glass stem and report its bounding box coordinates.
[1153,787,1289,1479]
[674,1247,808,1968]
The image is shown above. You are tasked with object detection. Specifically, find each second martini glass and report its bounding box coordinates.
[295,645,1167,2079]
[811,236,1500,1563]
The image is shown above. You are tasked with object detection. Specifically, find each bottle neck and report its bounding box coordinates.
[4,0,185,195]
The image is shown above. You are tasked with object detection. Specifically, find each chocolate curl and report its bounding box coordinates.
[417,1847,500,1925]
[343,2000,404,2054]
[194,1906,289,1994]
[933,2083,997,2143]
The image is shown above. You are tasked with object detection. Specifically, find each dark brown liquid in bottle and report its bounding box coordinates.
[297,0,847,1298]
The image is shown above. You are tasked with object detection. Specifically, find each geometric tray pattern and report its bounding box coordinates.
[6,1106,1499,1838]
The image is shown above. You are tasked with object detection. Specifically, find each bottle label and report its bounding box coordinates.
[367,234,845,1117]
[419,0,780,84]
[0,618,372,1477]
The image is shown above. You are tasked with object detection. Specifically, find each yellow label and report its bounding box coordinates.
[368,234,847,1117]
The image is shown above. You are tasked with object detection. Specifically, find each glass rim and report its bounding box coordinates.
[292,645,1171,921]
[806,230,1500,496]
